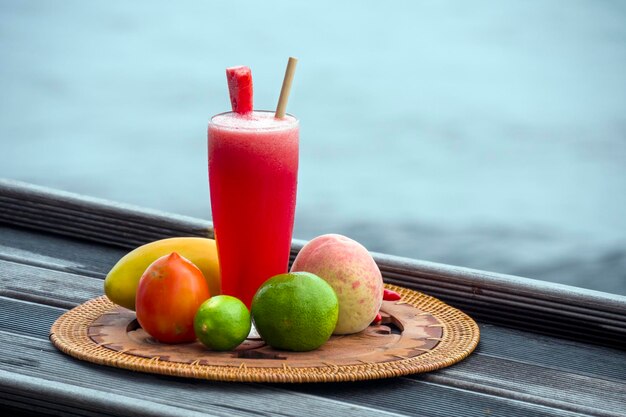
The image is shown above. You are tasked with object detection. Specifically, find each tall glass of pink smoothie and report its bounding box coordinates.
[208,111,299,307]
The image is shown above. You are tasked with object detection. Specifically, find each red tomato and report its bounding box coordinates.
[136,252,210,343]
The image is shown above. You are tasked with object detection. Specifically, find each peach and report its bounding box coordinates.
[290,234,384,334]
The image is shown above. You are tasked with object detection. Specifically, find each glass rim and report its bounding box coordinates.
[209,110,299,131]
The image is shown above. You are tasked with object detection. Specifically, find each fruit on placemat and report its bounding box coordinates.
[104,237,220,310]
[290,234,384,335]
[251,272,338,352]
[194,295,251,351]
[226,65,253,114]
[135,252,210,343]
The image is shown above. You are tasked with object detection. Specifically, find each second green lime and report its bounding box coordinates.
[251,272,339,351]
[194,295,251,351]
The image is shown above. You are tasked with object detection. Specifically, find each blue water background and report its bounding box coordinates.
[1,1,625,293]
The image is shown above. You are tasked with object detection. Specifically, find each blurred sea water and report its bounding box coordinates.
[1,0,625,294]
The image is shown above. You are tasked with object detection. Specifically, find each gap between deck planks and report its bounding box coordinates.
[0,228,624,416]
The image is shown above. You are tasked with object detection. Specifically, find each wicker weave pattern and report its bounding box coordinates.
[50,285,479,383]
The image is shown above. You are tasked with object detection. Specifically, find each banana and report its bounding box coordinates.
[104,237,220,310]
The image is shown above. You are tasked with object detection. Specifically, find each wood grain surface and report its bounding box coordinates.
[1,180,625,416]
[1,224,625,416]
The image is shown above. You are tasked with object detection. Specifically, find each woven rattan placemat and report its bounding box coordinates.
[50,284,479,383]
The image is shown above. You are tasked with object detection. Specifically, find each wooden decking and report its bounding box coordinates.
[0,179,625,416]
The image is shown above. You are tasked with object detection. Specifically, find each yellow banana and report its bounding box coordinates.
[104,237,220,310]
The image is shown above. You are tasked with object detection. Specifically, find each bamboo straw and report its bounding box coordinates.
[275,57,298,118]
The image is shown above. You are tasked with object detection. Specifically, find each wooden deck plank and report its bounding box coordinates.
[278,379,591,417]
[0,259,101,309]
[0,296,65,339]
[0,225,125,278]
[0,181,213,249]
[0,370,215,417]
[418,355,626,415]
[475,324,626,383]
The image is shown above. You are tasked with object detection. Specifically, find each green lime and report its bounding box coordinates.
[193,295,251,351]
[251,272,339,352]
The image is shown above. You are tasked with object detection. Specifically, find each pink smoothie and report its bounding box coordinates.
[208,111,299,307]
